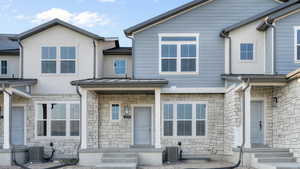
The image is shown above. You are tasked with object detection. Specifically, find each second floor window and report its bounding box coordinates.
[240,43,254,61]
[41,46,76,74]
[160,34,198,74]
[42,47,57,73]
[61,47,76,73]
[114,59,126,75]
[296,28,300,62]
[1,60,7,75]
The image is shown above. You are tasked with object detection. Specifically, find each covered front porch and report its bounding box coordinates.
[0,78,37,166]
[72,78,168,166]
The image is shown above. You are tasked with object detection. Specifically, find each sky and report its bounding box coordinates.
[0,0,192,47]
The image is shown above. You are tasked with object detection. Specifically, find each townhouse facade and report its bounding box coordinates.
[0,0,300,168]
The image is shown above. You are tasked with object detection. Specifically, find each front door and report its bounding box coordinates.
[134,107,151,145]
[251,101,264,146]
[11,107,25,145]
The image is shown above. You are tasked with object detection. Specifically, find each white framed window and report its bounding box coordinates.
[163,104,173,136]
[111,103,120,121]
[163,102,207,137]
[35,102,80,137]
[240,43,254,61]
[114,59,126,75]
[0,60,7,75]
[294,27,300,63]
[60,47,76,73]
[159,33,199,74]
[41,47,57,73]
[41,46,76,74]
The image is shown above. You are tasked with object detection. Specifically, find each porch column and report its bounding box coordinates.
[3,89,12,149]
[80,88,88,149]
[154,88,161,148]
[244,85,252,148]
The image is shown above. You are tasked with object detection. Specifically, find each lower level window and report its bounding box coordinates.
[163,102,207,137]
[36,102,80,137]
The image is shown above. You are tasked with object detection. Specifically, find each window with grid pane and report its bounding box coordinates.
[41,47,57,73]
[60,47,76,73]
[240,43,254,60]
[111,104,120,120]
[1,60,7,75]
[196,104,206,136]
[296,29,300,61]
[51,104,66,136]
[160,35,198,73]
[114,60,126,75]
[177,104,192,136]
[70,104,80,136]
[163,104,173,136]
[37,104,47,136]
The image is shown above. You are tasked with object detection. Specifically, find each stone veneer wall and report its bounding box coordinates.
[273,78,300,159]
[223,86,242,155]
[86,91,99,149]
[161,94,224,155]
[98,94,155,148]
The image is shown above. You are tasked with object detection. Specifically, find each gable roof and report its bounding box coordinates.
[221,0,299,35]
[124,0,213,36]
[15,19,104,40]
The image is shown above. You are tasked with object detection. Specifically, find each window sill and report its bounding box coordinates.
[159,72,198,75]
[162,136,207,139]
[35,136,80,140]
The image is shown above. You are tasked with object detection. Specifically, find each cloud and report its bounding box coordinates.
[31,8,111,27]
[97,0,115,2]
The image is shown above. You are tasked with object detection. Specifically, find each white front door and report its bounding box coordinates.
[11,107,25,145]
[251,101,264,145]
[134,107,151,145]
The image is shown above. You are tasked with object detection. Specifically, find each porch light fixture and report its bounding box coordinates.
[123,104,131,119]
[272,97,278,107]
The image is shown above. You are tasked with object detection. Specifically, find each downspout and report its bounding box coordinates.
[93,40,96,79]
[75,83,82,164]
[220,31,232,74]
[265,17,277,74]
[18,40,24,79]
[127,35,135,79]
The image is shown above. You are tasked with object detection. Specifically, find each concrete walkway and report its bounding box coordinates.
[0,160,254,169]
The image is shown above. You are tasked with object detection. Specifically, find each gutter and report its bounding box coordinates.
[264,17,277,74]
[93,40,96,79]
[127,35,135,79]
[17,40,24,78]
[220,31,232,74]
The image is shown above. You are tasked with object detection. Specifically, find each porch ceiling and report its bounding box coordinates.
[71,78,168,88]
[221,74,288,83]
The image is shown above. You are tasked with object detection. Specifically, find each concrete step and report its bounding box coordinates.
[250,148,290,153]
[102,153,137,158]
[257,157,296,163]
[255,152,294,158]
[96,163,137,169]
[101,157,138,163]
[257,162,300,169]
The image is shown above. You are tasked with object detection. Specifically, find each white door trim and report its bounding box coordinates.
[250,98,266,146]
[12,104,26,145]
[131,104,154,146]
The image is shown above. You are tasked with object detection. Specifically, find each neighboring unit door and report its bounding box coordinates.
[251,101,264,145]
[134,107,151,145]
[11,107,25,145]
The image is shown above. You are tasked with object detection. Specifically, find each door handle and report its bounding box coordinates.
[259,121,262,130]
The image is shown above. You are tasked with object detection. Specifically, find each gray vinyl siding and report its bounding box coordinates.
[275,11,300,74]
[265,28,273,74]
[133,0,279,88]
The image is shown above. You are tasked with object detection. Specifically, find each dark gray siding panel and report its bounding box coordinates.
[134,0,279,88]
[276,11,300,74]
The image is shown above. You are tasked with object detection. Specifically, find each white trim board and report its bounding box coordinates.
[161,87,225,93]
